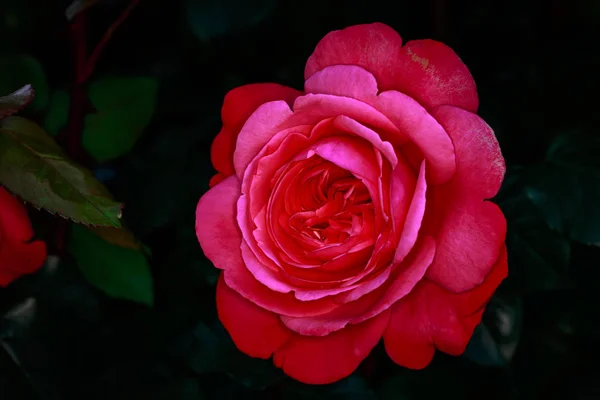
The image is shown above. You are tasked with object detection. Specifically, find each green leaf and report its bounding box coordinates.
[83,76,158,162]
[184,0,276,41]
[68,223,153,305]
[0,85,34,119]
[0,116,123,227]
[0,55,49,111]
[43,90,69,136]
[529,131,600,245]
[189,322,282,389]
[464,293,522,366]
[88,225,142,250]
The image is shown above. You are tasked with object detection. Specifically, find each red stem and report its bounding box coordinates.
[54,0,140,253]
[84,0,141,82]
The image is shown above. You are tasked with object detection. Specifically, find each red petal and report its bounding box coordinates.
[211,84,301,178]
[0,240,46,287]
[0,187,34,241]
[424,106,506,292]
[304,23,403,87]
[217,275,291,359]
[233,100,295,179]
[195,175,242,270]
[273,309,390,384]
[393,40,479,112]
[384,247,508,369]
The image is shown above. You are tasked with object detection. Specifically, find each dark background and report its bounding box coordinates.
[0,0,599,398]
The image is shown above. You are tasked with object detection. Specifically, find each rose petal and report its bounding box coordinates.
[0,187,35,240]
[211,84,301,178]
[430,105,505,199]
[304,23,403,88]
[384,247,508,369]
[423,105,506,292]
[282,237,435,335]
[350,236,436,323]
[393,39,479,113]
[195,176,242,270]
[273,309,390,385]
[234,100,295,179]
[217,275,291,358]
[305,65,378,103]
[374,90,455,184]
[424,199,507,292]
[0,240,46,287]
[393,161,427,263]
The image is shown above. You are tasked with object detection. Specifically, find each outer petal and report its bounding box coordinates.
[216,275,291,359]
[0,187,35,240]
[273,309,390,384]
[424,105,506,292]
[195,176,242,270]
[0,188,47,286]
[430,105,505,199]
[374,90,455,184]
[0,241,46,287]
[233,101,295,179]
[211,84,301,181]
[383,247,508,369]
[304,23,403,88]
[393,40,479,112]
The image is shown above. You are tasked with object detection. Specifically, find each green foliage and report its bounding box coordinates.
[184,0,277,41]
[524,132,600,245]
[0,55,48,111]
[464,292,522,366]
[84,76,158,162]
[43,90,69,136]
[0,117,123,226]
[0,84,33,119]
[68,223,154,306]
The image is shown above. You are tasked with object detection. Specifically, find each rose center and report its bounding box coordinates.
[269,155,374,251]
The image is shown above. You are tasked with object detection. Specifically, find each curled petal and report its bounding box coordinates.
[211,83,301,179]
[217,275,291,358]
[393,39,479,112]
[304,23,403,87]
[384,247,508,369]
[273,309,390,385]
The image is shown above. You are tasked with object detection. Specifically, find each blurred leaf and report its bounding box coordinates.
[0,117,123,227]
[502,190,571,292]
[184,0,277,41]
[524,166,600,246]
[84,76,158,162]
[89,225,141,250]
[68,223,153,305]
[43,90,69,136]
[65,0,102,20]
[0,85,34,119]
[189,322,283,389]
[283,374,378,400]
[499,169,572,293]
[0,55,48,112]
[464,293,523,366]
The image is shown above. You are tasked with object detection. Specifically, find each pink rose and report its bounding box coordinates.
[196,23,507,384]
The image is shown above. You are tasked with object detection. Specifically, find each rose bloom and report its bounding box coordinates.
[0,187,47,286]
[196,23,507,384]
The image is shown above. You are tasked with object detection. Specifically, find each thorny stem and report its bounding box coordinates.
[54,0,140,254]
[84,0,141,83]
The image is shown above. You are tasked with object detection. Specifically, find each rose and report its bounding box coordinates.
[196,23,507,384]
[0,187,47,286]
